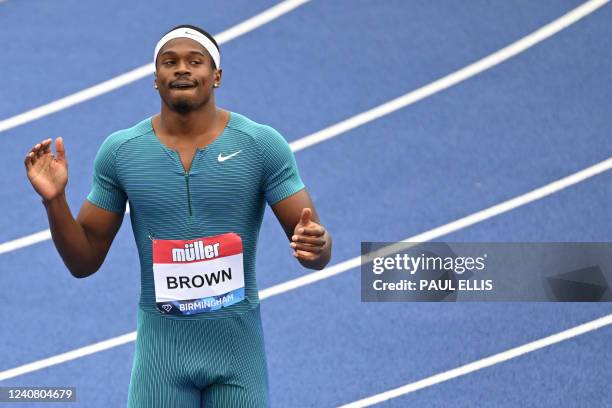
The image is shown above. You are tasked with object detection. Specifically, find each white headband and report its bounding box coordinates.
[154,27,220,69]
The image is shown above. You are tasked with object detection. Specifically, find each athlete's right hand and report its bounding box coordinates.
[25,137,68,201]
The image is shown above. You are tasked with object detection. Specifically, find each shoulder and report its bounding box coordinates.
[227,112,288,149]
[97,117,153,156]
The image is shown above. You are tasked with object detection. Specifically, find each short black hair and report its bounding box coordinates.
[165,24,220,70]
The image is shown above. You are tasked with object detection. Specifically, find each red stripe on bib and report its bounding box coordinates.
[153,232,243,264]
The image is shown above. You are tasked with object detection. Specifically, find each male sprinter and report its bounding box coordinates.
[24,24,332,407]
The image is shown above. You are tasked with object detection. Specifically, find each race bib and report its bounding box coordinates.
[152,232,245,315]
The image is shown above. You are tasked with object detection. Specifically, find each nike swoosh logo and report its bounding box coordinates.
[218,150,242,162]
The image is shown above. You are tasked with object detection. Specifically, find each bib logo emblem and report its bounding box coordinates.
[162,304,173,312]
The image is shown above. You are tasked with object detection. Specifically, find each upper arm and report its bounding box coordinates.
[259,126,305,206]
[257,125,310,239]
[86,133,128,214]
[76,200,125,267]
[271,188,320,240]
[81,133,128,264]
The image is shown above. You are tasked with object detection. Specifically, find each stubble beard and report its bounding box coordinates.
[162,92,210,115]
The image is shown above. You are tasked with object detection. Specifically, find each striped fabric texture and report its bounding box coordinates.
[87,111,305,320]
[128,305,269,407]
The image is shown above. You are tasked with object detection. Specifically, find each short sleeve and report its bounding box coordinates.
[86,136,127,213]
[258,126,305,205]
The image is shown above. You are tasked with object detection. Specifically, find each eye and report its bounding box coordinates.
[162,60,175,66]
[190,60,202,65]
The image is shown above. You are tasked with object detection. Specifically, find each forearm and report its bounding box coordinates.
[42,193,100,278]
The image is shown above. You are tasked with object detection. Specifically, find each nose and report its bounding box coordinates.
[174,60,191,76]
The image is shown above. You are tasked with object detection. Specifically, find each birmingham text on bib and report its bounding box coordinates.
[152,232,245,315]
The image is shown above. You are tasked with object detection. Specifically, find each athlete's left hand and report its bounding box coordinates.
[290,208,329,263]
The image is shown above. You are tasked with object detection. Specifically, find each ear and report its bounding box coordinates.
[214,69,223,88]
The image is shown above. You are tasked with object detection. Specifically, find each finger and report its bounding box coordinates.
[24,152,34,169]
[35,142,46,158]
[291,234,325,246]
[293,249,317,261]
[31,139,51,154]
[25,152,38,172]
[55,137,66,161]
[296,226,325,237]
[290,242,322,254]
[41,138,52,154]
[298,208,312,226]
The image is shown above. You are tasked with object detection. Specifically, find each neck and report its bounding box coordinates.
[158,96,220,139]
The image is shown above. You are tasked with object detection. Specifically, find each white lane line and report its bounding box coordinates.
[290,0,610,151]
[2,0,608,255]
[0,333,137,382]
[0,0,310,134]
[260,157,612,298]
[1,157,610,381]
[1,0,610,382]
[0,230,51,255]
[338,313,612,408]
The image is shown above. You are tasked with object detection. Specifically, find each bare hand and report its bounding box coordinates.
[25,137,68,201]
[290,208,328,262]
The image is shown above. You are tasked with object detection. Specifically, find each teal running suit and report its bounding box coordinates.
[87,112,305,407]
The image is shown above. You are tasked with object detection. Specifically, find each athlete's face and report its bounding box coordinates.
[154,37,222,114]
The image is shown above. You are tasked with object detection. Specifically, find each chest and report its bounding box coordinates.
[117,138,262,219]
[175,146,198,173]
